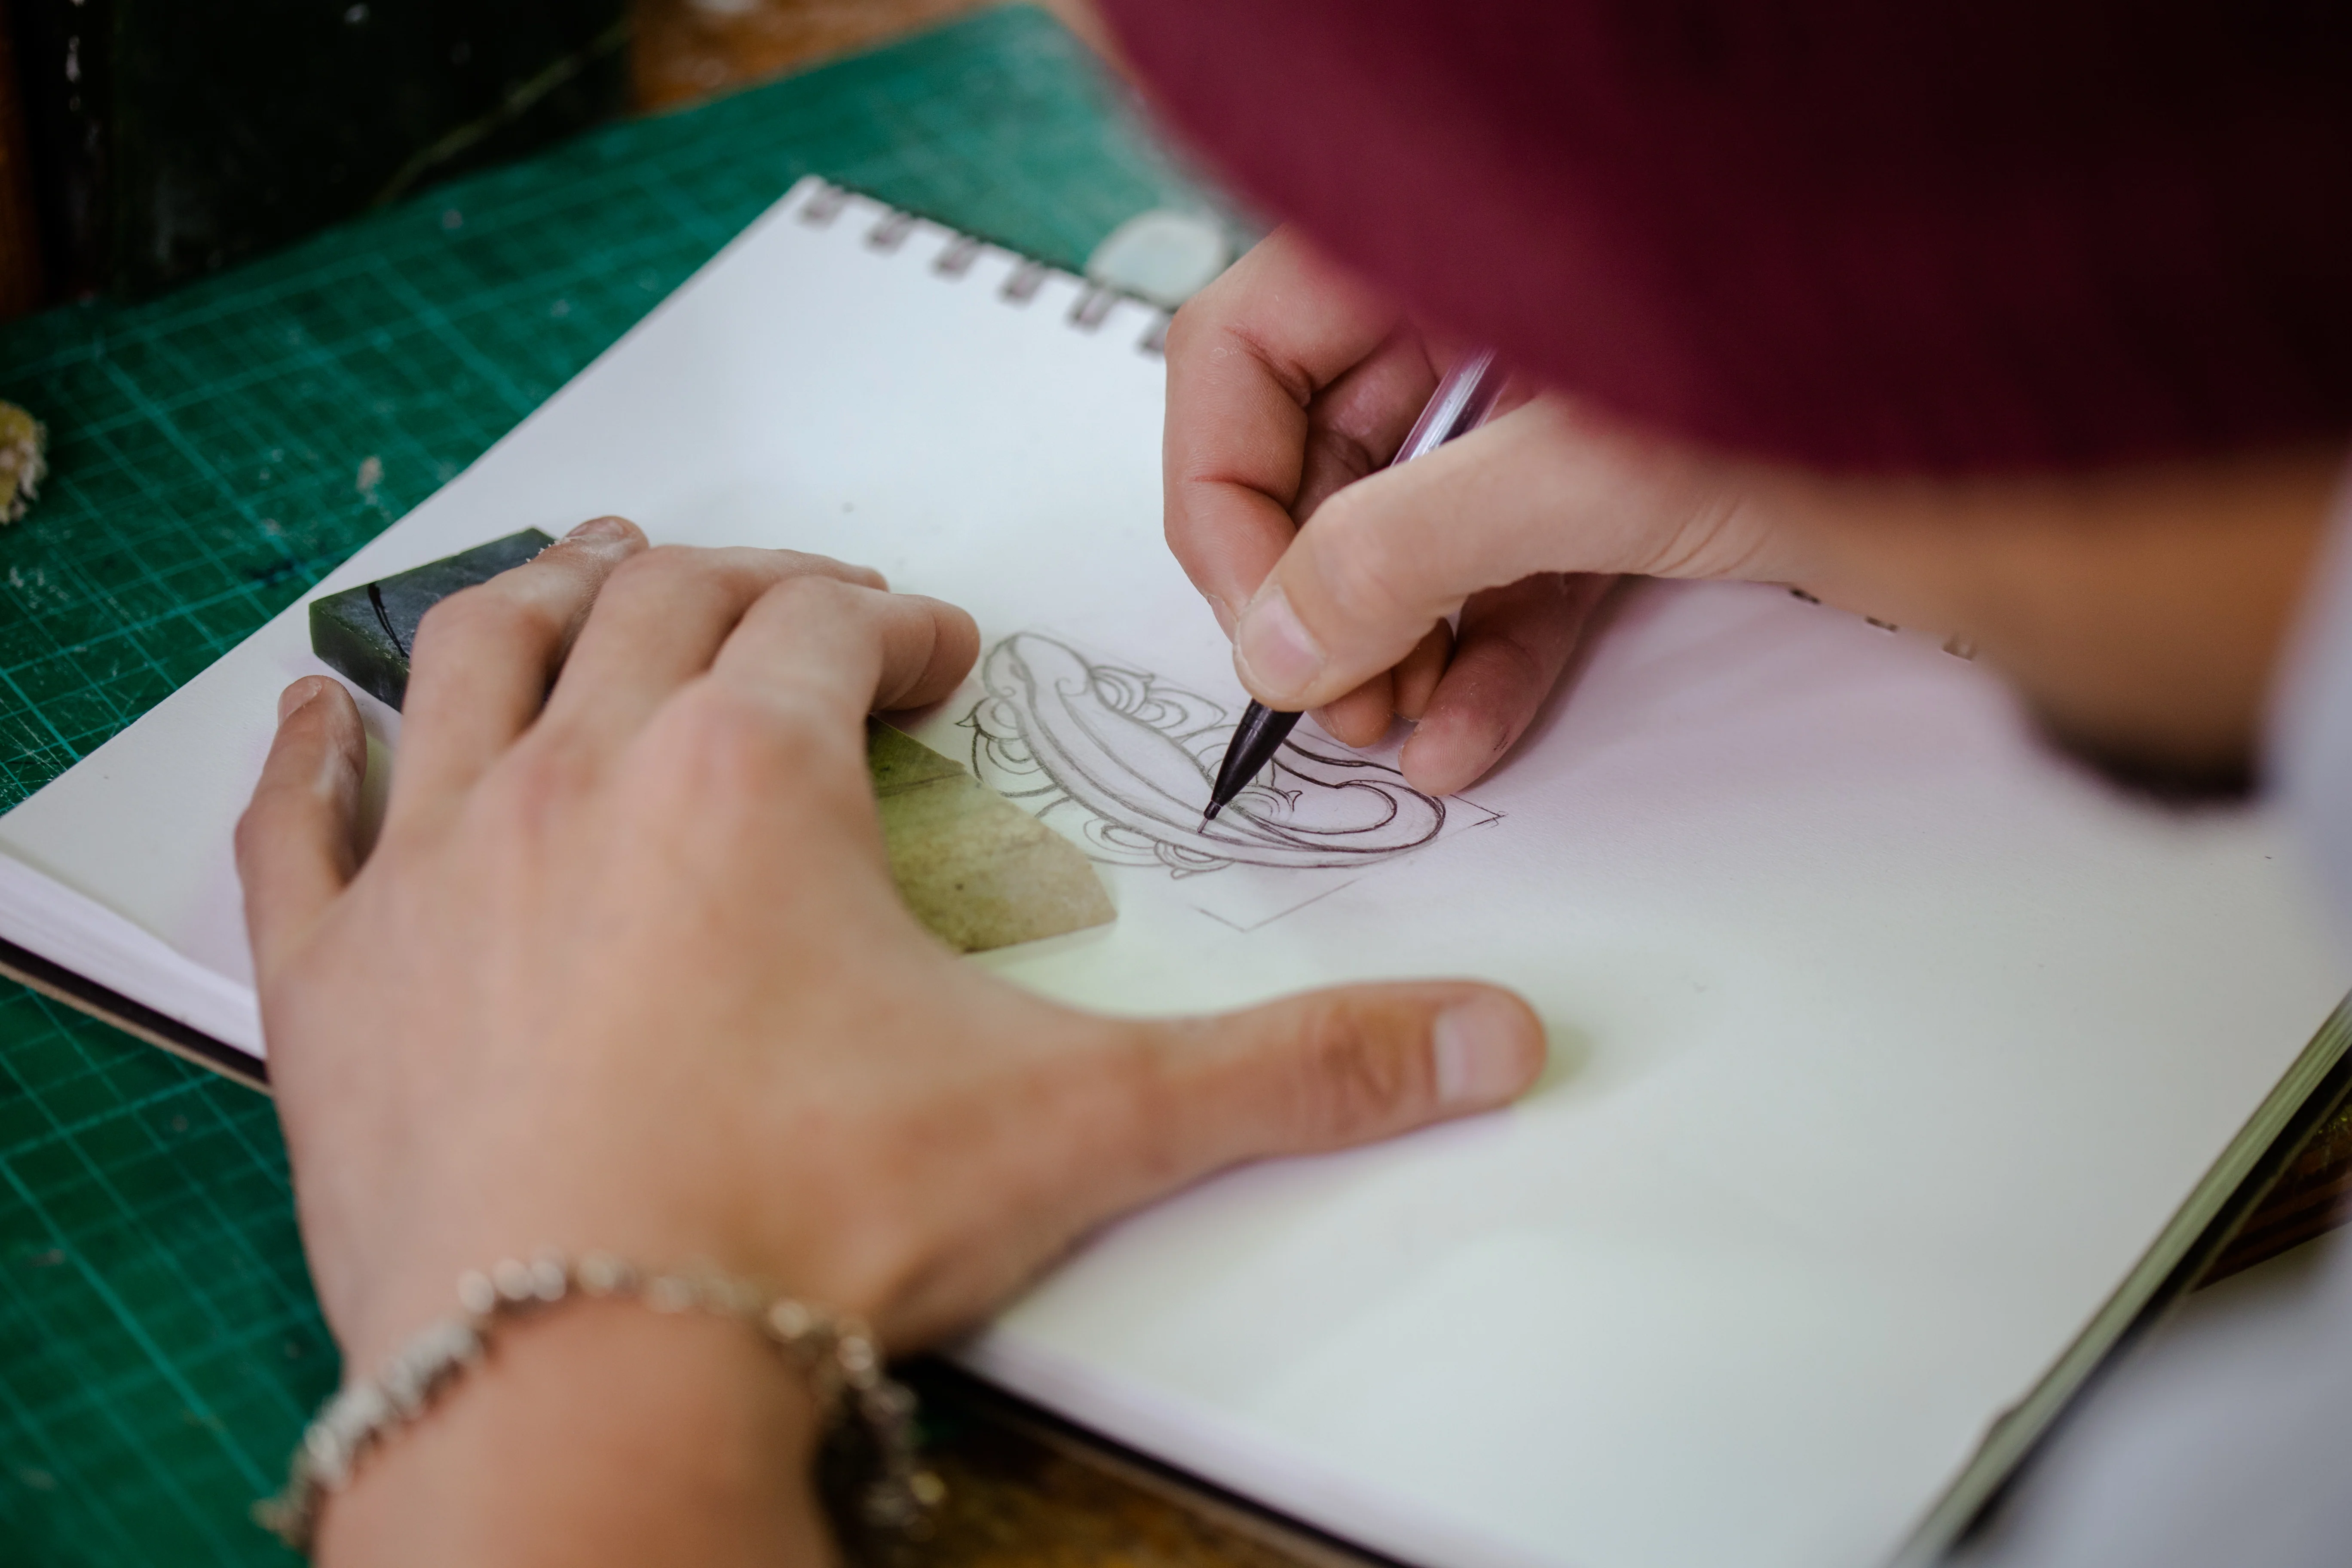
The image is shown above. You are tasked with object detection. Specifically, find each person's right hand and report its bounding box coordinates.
[1164,229,1801,796]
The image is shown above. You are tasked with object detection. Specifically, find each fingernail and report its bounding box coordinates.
[277,677,328,723]
[566,515,631,542]
[1234,585,1324,700]
[1432,997,1533,1107]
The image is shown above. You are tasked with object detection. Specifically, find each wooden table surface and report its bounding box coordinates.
[637,4,2352,1561]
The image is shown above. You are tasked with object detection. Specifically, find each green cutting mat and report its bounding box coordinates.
[0,10,1222,1562]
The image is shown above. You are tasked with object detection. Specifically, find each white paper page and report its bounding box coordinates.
[0,178,2344,1568]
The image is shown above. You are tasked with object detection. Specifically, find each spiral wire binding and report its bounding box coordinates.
[792,180,1171,357]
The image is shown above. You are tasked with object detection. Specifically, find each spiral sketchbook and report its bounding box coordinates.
[3,176,2349,1568]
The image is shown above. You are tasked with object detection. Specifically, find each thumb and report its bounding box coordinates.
[857,982,1546,1348]
[1229,395,1763,712]
[236,676,368,984]
[1145,983,1546,1176]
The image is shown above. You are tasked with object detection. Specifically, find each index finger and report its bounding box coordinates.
[388,517,646,835]
[710,576,981,738]
[1162,229,1416,628]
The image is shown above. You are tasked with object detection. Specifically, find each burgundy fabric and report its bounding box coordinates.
[1098,0,2352,473]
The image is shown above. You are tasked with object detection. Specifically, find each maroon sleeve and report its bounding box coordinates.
[1098,0,2352,473]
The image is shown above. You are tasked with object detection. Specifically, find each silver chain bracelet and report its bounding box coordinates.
[253,1250,945,1553]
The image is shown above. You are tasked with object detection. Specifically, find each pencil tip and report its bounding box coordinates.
[1201,800,1222,826]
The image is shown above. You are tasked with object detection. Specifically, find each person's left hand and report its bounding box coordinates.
[239,518,1549,1378]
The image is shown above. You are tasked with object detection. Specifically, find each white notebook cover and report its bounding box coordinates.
[1,177,2346,1568]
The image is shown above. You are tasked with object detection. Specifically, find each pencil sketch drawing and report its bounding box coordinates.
[967,633,1478,876]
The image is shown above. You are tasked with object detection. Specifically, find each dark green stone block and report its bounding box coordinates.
[307,529,553,709]
[304,530,1112,953]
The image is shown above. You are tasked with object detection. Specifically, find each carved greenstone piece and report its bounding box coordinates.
[867,722,1115,953]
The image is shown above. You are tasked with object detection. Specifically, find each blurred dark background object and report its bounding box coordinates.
[5,0,630,305]
[0,0,43,316]
[0,1,1119,320]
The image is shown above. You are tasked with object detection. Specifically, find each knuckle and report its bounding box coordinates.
[1099,1035,1185,1173]
[1163,299,1205,361]
[1301,424,1381,493]
[406,587,479,651]
[603,542,696,598]
[747,573,879,650]
[1238,331,1316,409]
[486,735,598,821]
[765,695,864,776]
[1161,493,1221,573]
[413,580,563,656]
[796,551,886,591]
[1481,626,1549,694]
[1163,297,1246,378]
[1166,260,1256,355]
[666,681,768,768]
[763,569,862,617]
[1291,1006,1415,1142]
[662,679,857,805]
[1642,491,1767,580]
[231,798,272,867]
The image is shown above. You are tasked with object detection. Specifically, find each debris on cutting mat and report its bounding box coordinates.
[0,402,48,524]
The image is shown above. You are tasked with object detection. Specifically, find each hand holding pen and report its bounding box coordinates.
[1164,231,1629,807]
[1204,348,1510,821]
